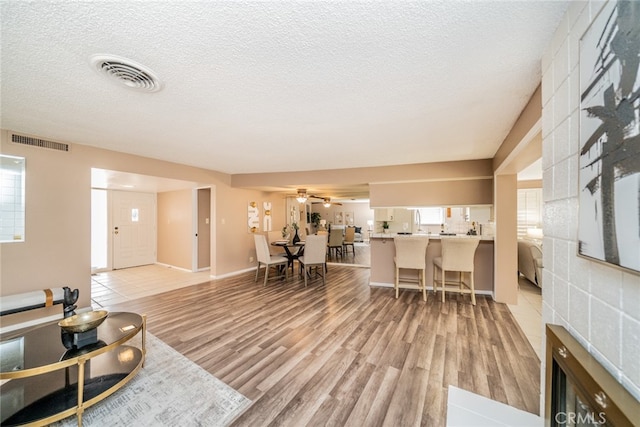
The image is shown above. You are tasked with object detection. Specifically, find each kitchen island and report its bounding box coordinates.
[370,233,494,296]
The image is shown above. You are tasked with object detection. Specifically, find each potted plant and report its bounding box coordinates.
[310,212,322,229]
[382,221,390,233]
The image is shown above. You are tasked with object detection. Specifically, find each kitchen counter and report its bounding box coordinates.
[370,232,493,240]
[370,234,494,295]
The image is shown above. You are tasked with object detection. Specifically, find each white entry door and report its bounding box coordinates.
[112,190,157,269]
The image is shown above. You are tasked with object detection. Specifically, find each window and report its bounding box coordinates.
[517,188,542,239]
[0,155,26,242]
[417,207,444,225]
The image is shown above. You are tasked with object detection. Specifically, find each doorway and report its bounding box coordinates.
[112,190,157,269]
[91,189,157,271]
[195,188,211,271]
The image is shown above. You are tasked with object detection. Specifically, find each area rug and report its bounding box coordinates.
[53,333,251,426]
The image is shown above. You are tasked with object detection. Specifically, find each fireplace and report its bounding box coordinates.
[545,325,639,426]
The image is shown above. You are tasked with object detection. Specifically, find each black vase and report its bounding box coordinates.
[292,230,300,244]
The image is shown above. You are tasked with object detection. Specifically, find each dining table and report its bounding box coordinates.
[271,240,305,274]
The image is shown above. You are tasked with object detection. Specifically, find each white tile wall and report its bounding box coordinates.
[621,316,640,386]
[622,273,640,322]
[541,0,640,401]
[569,286,590,338]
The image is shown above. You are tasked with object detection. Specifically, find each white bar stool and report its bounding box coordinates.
[433,237,480,305]
[393,236,429,301]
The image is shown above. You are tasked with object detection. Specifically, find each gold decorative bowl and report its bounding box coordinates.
[58,310,108,333]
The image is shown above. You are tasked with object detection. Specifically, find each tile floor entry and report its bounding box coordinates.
[91,264,211,309]
[508,277,543,360]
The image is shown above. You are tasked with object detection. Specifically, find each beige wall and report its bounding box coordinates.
[541,0,640,401]
[370,179,493,208]
[214,184,287,276]
[493,174,518,304]
[233,159,493,189]
[493,85,542,172]
[491,68,544,307]
[1,133,90,307]
[0,129,284,309]
[157,189,193,270]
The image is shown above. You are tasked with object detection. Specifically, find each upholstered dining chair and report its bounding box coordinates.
[327,227,344,258]
[433,237,480,305]
[267,231,286,256]
[343,227,356,255]
[254,234,288,286]
[298,234,328,287]
[393,236,429,301]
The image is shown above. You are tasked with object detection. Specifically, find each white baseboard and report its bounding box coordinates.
[212,267,256,280]
[154,262,193,273]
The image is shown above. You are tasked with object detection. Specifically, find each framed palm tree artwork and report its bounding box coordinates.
[578,0,640,272]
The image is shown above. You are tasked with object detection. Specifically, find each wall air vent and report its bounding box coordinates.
[90,54,162,92]
[10,133,70,152]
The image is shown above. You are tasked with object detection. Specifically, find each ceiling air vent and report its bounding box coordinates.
[11,133,70,152]
[90,54,162,92]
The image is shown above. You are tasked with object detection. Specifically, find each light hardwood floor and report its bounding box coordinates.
[106,264,540,426]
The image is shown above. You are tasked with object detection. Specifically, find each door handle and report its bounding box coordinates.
[114,226,119,235]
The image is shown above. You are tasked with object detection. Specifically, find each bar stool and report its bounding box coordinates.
[433,237,480,305]
[393,236,429,301]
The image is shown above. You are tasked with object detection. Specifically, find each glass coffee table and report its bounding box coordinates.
[0,312,145,426]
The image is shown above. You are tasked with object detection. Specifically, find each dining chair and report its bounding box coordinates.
[298,234,328,286]
[267,231,286,256]
[327,228,344,258]
[343,227,356,255]
[254,234,288,286]
[433,237,480,305]
[393,236,429,301]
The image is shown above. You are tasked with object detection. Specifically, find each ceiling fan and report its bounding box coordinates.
[312,197,342,207]
[294,189,342,206]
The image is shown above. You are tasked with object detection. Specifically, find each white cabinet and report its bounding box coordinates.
[374,208,394,221]
[469,206,492,223]
[392,209,412,228]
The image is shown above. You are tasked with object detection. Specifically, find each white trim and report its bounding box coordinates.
[154,262,193,273]
[211,267,256,280]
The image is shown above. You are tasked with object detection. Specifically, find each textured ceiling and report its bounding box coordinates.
[0,1,567,175]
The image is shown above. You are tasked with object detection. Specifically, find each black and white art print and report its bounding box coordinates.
[578,0,640,272]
